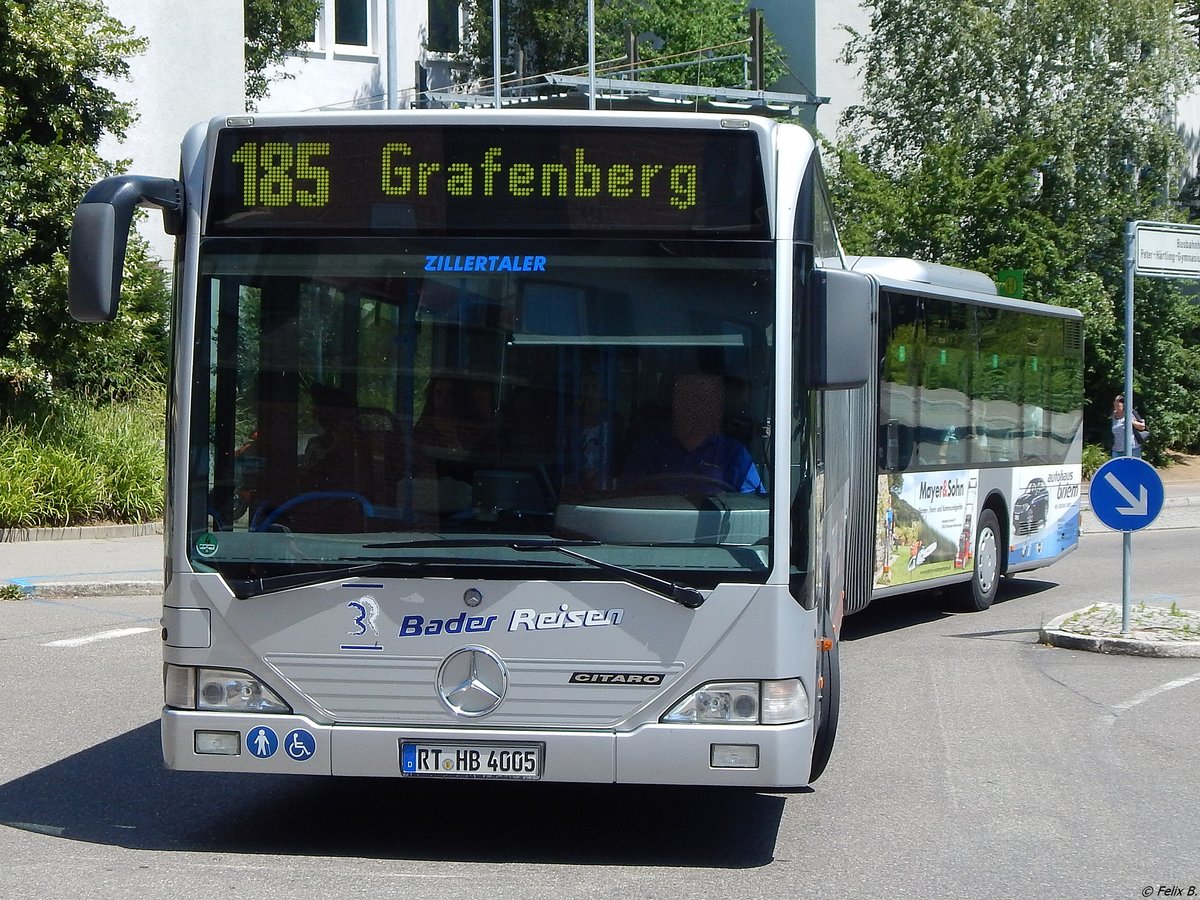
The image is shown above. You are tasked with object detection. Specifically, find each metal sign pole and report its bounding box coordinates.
[1122,221,1135,636]
[1119,218,1200,633]
[587,0,597,110]
[386,0,397,109]
[493,0,502,108]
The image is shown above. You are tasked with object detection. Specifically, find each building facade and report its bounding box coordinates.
[94,0,874,260]
[254,0,461,112]
[99,0,246,261]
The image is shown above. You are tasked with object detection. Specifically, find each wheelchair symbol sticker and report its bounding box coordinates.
[248,726,278,759]
[284,728,316,761]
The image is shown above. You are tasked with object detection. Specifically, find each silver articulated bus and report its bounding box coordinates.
[846,256,1084,615]
[67,109,1078,788]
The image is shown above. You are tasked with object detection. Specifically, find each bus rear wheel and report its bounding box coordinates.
[960,507,1001,612]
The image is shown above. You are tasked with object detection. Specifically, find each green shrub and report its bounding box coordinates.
[0,389,164,528]
[1082,444,1107,480]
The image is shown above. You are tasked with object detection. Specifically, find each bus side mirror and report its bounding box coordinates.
[68,175,184,322]
[810,268,873,390]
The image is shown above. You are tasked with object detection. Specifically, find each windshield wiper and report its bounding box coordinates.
[227,561,419,600]
[227,538,705,609]
[230,539,599,598]
[512,542,706,609]
[361,537,600,550]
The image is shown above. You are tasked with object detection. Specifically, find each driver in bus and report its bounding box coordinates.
[620,372,764,495]
[301,382,358,487]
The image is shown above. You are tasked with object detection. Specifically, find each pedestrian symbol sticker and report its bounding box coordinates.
[284,728,316,761]
[248,725,278,759]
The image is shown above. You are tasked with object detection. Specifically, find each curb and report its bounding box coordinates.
[10,580,163,600]
[0,522,163,543]
[1040,610,1200,658]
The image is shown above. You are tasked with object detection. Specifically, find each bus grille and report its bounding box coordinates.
[264,652,684,728]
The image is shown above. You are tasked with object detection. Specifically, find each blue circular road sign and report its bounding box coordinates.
[1089,457,1164,532]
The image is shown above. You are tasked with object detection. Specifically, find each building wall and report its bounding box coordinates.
[753,0,867,140]
[98,0,246,262]
[811,0,868,141]
[255,0,434,112]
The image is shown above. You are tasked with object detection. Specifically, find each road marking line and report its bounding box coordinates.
[1114,671,1200,712]
[43,627,155,648]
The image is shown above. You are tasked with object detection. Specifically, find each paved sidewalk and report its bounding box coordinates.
[0,524,163,598]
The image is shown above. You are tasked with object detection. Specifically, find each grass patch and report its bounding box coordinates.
[0,391,165,528]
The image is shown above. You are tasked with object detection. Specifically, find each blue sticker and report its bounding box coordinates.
[284,729,316,761]
[248,725,278,759]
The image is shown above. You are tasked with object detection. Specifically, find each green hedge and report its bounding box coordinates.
[0,393,164,528]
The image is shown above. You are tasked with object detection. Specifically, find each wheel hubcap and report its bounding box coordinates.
[977,525,998,594]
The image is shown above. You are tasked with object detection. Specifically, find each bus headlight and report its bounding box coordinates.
[198,668,291,713]
[662,679,809,725]
[165,665,291,713]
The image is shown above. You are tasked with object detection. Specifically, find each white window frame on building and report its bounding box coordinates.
[310,0,376,59]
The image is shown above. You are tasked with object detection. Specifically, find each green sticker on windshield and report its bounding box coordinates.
[196,531,219,558]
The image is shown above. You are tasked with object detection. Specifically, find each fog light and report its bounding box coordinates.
[711,743,759,768]
[195,731,240,755]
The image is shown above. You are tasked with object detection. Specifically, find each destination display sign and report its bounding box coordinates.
[205,124,768,238]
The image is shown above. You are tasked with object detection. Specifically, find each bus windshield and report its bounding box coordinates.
[192,238,775,588]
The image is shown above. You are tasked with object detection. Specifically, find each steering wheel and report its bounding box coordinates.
[633,473,736,495]
[251,491,374,531]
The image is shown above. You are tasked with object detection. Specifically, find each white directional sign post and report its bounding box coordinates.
[1132,222,1200,278]
[1118,221,1200,634]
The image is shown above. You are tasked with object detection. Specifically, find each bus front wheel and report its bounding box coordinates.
[961,507,1001,612]
[808,633,840,783]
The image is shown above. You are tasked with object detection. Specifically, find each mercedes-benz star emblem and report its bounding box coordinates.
[436,646,508,717]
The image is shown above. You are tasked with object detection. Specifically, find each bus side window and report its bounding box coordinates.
[878,291,921,471]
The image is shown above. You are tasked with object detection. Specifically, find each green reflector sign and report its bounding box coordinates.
[998,268,1024,299]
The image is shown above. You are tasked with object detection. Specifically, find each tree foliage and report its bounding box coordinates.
[244,0,323,107]
[828,0,1200,453]
[458,0,785,89]
[0,0,169,417]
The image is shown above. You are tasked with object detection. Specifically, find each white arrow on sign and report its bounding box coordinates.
[1104,470,1149,516]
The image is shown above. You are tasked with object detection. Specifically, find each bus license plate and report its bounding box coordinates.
[400,741,544,780]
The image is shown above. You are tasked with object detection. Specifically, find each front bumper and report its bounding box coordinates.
[162,709,815,788]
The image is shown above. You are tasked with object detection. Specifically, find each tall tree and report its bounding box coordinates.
[458,0,784,90]
[829,0,1200,452]
[0,0,169,416]
[244,0,323,107]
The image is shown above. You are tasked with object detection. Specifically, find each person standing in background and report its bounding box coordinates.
[1111,394,1147,459]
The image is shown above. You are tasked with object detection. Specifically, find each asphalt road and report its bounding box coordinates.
[1,525,1197,899]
